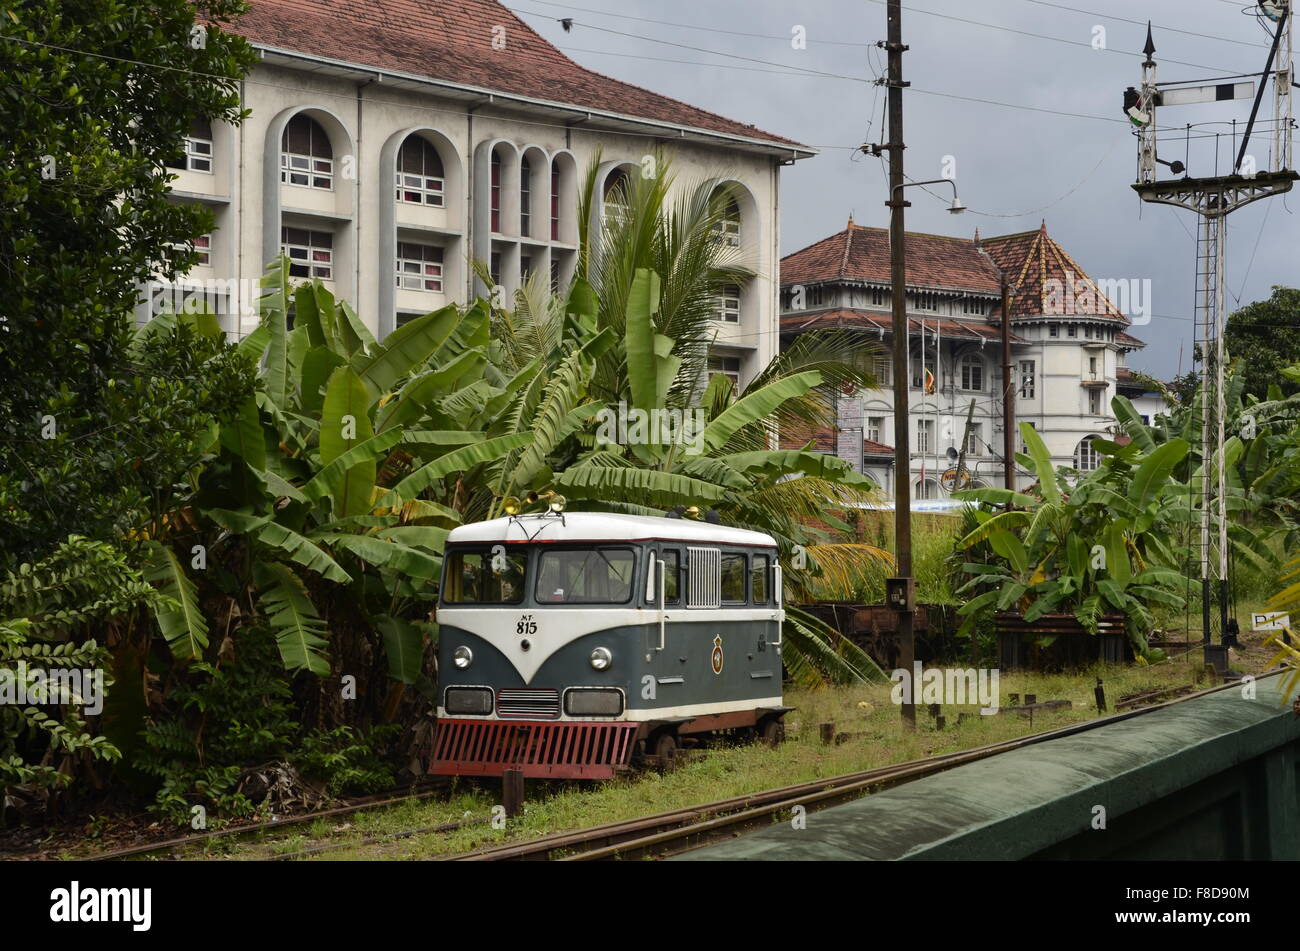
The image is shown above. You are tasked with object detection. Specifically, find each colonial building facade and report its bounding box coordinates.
[780,219,1148,495]
[150,0,812,385]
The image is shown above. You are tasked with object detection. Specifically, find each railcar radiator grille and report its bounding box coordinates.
[687,546,721,608]
[429,720,640,779]
[497,688,561,719]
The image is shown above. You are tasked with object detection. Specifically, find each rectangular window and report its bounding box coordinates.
[550,258,561,294]
[281,226,333,280]
[1089,388,1102,415]
[867,416,883,443]
[1067,324,1078,338]
[751,554,769,604]
[536,547,636,605]
[714,284,741,323]
[194,233,212,266]
[396,171,444,206]
[874,357,892,386]
[1084,325,1093,339]
[520,254,532,284]
[965,424,983,456]
[960,360,984,392]
[1019,360,1035,399]
[550,165,560,241]
[521,168,531,237]
[708,356,741,388]
[182,135,213,173]
[871,286,886,308]
[490,251,501,288]
[720,553,746,604]
[280,152,332,190]
[396,242,443,292]
[1049,324,1059,338]
[442,549,526,604]
[1021,421,1037,454]
[1089,356,1098,376]
[917,418,933,454]
[490,153,501,233]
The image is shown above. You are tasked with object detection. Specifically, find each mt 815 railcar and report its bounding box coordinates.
[429,511,788,779]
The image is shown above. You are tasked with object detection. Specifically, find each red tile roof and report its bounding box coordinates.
[780,309,1027,344]
[781,219,1003,292]
[778,423,895,460]
[226,0,804,149]
[782,218,1145,349]
[980,223,1131,326]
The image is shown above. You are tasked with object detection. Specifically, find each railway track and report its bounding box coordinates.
[450,670,1275,862]
[85,779,457,861]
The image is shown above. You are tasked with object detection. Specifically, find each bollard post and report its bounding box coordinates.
[820,722,835,745]
[1094,678,1107,713]
[502,767,524,818]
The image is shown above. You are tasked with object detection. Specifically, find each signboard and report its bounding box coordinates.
[1159,82,1254,108]
[1252,611,1291,632]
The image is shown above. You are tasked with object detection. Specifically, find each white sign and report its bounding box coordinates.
[1252,611,1291,632]
[1159,82,1254,108]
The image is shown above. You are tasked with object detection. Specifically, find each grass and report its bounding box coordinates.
[163,629,1279,862]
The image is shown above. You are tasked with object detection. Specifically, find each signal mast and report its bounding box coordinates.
[1126,1,1296,660]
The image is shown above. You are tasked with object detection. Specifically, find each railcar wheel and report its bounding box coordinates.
[652,731,678,770]
[759,717,784,748]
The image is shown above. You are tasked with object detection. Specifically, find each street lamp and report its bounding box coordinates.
[892,178,967,215]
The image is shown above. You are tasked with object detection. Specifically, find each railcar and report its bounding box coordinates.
[429,508,788,779]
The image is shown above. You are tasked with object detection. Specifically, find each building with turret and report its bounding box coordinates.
[780,218,1148,495]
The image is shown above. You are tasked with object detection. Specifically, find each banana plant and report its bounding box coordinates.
[953,420,1192,658]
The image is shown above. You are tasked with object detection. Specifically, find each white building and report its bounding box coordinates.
[149,0,812,385]
[780,219,1149,494]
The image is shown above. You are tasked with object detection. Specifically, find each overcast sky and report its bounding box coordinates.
[513,0,1296,380]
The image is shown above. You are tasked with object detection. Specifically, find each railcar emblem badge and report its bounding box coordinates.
[711,635,724,675]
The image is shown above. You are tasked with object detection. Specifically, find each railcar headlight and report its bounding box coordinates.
[589,647,612,671]
[452,646,473,669]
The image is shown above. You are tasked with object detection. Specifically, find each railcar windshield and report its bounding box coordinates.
[535,547,636,605]
[442,548,527,604]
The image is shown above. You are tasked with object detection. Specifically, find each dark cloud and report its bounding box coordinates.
[519,0,1296,380]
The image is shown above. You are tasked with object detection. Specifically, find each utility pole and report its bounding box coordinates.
[884,0,915,727]
[1001,282,1016,491]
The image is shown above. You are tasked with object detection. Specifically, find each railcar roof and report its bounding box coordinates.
[447,513,778,547]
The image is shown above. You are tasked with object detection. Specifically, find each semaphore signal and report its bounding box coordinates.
[1125,1,1297,663]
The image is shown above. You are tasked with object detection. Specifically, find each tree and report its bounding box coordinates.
[0,0,258,564]
[1226,286,1300,401]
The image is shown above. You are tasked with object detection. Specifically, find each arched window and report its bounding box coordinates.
[916,478,939,500]
[520,155,532,237]
[713,192,741,247]
[281,115,333,190]
[396,136,444,207]
[603,168,630,228]
[1074,436,1102,472]
[959,354,984,392]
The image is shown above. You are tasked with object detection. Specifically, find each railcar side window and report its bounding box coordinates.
[751,554,769,604]
[536,547,636,604]
[443,549,526,604]
[720,553,747,603]
[661,550,681,604]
